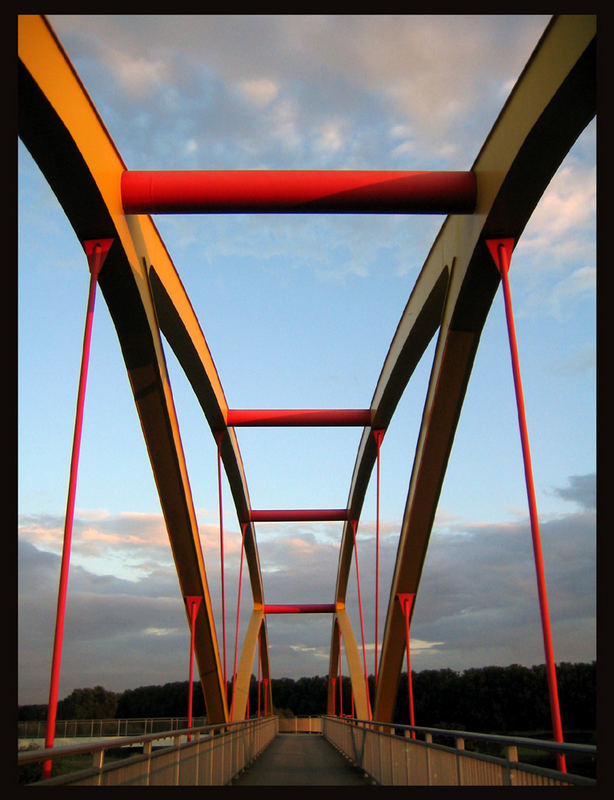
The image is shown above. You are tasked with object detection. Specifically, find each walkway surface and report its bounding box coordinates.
[232,733,373,786]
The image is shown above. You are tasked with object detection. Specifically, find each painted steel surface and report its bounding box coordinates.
[251,509,347,522]
[263,604,336,614]
[226,409,372,427]
[121,169,477,214]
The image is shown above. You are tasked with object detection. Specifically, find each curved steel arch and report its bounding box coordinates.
[329,14,596,722]
[18,14,271,724]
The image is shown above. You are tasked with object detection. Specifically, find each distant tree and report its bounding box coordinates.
[557,661,596,730]
[57,686,118,719]
[22,661,594,731]
[116,681,205,718]
[17,704,48,722]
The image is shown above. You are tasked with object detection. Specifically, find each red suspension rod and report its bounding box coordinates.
[486,238,566,774]
[121,170,477,215]
[42,239,112,781]
[226,409,372,427]
[264,604,336,614]
[250,509,347,522]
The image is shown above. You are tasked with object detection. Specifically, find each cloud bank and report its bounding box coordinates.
[18,473,595,704]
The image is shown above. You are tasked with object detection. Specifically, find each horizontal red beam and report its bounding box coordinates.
[121,170,476,215]
[227,409,372,427]
[264,604,336,614]
[250,509,347,522]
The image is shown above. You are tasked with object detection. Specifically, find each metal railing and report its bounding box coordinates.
[18,716,207,740]
[278,716,322,734]
[18,716,278,786]
[322,717,596,786]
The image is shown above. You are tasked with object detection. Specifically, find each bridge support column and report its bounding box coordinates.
[397,593,416,737]
[186,596,202,741]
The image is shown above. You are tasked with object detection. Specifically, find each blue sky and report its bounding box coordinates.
[18,15,595,706]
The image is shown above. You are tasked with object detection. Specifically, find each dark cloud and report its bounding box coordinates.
[18,470,595,703]
[550,473,595,511]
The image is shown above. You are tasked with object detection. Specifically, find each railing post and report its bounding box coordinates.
[456,736,465,786]
[506,744,518,786]
[425,732,432,786]
[92,749,104,786]
[143,740,152,785]
[173,734,181,786]
[404,729,411,783]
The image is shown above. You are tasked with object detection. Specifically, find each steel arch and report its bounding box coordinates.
[328,14,596,722]
[18,14,271,724]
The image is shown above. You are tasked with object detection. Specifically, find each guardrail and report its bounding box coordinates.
[18,716,278,786]
[323,717,596,786]
[18,717,207,740]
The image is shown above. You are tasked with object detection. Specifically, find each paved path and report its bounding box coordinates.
[232,733,373,786]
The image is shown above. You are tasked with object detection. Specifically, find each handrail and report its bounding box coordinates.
[323,716,596,786]
[18,717,270,764]
[339,717,596,757]
[19,716,279,786]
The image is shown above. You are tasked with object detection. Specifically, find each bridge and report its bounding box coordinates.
[18,14,595,786]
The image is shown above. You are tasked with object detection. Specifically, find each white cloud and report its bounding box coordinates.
[315,120,345,155]
[517,164,596,263]
[235,77,280,108]
[108,51,169,97]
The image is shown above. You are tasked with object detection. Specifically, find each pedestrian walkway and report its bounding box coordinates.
[232,733,373,786]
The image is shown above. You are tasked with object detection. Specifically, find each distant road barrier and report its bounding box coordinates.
[18,717,207,740]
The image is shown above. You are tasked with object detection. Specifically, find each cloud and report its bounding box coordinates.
[48,15,550,169]
[518,165,596,257]
[18,473,594,702]
[411,491,596,670]
[109,52,170,97]
[235,77,280,108]
[549,473,596,511]
[546,343,595,379]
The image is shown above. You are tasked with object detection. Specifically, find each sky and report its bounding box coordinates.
[18,15,596,709]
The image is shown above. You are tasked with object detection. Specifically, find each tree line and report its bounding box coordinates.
[18,661,595,734]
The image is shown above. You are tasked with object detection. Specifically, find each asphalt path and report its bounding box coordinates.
[231,733,373,786]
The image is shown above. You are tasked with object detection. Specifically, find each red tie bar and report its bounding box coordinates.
[250,509,347,522]
[264,604,336,614]
[227,409,372,427]
[121,170,477,215]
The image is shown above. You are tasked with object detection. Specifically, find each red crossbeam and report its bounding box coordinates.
[121,170,476,215]
[264,604,336,614]
[251,509,347,522]
[227,409,372,427]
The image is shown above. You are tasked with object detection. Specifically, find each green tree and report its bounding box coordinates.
[57,686,118,719]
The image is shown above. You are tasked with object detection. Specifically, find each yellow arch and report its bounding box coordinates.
[18,14,265,723]
[328,14,596,722]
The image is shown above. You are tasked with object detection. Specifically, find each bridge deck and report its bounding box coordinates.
[232,733,373,786]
